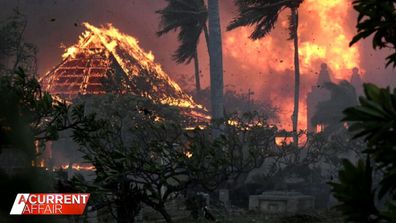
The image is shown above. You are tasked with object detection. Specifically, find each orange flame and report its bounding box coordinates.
[60,23,205,111]
[224,0,360,131]
[60,163,96,171]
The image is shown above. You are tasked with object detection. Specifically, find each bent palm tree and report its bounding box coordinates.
[227,0,304,145]
[156,0,209,94]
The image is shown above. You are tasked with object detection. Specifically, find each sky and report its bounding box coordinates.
[1,0,395,130]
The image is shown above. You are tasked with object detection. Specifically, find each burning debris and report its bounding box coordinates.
[40,23,209,121]
[60,163,95,171]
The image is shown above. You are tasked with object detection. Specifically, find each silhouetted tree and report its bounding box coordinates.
[227,0,304,145]
[0,69,93,223]
[71,94,277,222]
[157,0,209,94]
[0,68,92,157]
[157,0,224,122]
[350,0,396,67]
[331,84,396,222]
[330,1,396,221]
[0,9,37,74]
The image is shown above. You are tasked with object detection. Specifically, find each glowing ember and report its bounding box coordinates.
[185,151,193,158]
[275,136,294,147]
[227,119,239,126]
[316,124,325,133]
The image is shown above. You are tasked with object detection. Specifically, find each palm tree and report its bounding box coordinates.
[156,0,209,94]
[208,0,225,121]
[227,0,304,145]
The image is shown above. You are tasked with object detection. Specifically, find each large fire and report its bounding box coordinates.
[43,22,206,112]
[40,1,360,131]
[41,22,210,122]
[224,0,360,131]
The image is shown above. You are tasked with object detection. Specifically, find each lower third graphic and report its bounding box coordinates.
[10,193,90,215]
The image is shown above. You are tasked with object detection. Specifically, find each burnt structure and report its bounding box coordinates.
[306,64,363,132]
[306,63,332,132]
[40,23,208,121]
[35,23,209,171]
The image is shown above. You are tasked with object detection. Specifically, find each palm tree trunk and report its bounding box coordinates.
[203,23,210,54]
[207,0,224,121]
[291,8,300,146]
[193,50,201,94]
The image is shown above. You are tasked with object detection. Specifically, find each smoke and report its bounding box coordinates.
[1,0,395,130]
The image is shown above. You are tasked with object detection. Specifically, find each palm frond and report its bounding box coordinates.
[173,20,203,63]
[227,0,303,40]
[156,0,207,63]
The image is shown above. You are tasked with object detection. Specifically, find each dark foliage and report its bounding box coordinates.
[330,1,396,221]
[69,94,278,222]
[344,84,396,199]
[185,193,207,219]
[0,9,37,73]
[329,159,378,222]
[350,0,396,67]
[0,169,59,223]
[330,84,396,222]
[0,69,96,222]
[0,69,93,157]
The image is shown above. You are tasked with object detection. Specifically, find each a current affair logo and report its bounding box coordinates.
[10,193,90,215]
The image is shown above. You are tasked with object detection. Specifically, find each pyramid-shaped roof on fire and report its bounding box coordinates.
[40,23,208,120]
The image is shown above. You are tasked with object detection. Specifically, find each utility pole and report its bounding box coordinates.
[247,88,254,111]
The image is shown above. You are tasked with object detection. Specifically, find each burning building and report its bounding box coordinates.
[40,22,208,121]
[37,23,210,171]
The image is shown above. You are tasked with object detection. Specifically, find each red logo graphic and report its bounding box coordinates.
[10,193,90,215]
